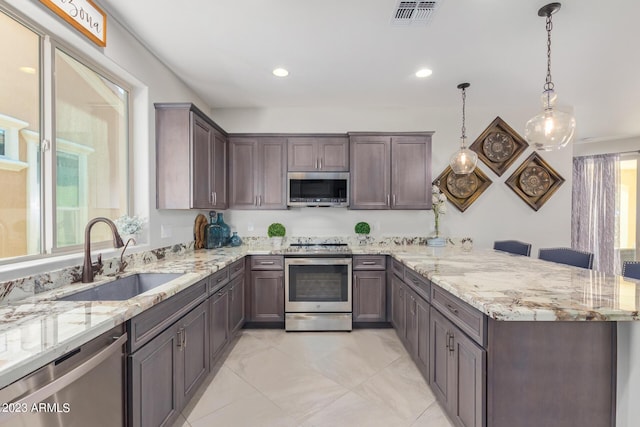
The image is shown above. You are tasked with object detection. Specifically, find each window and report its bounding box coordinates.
[0,10,130,262]
[619,156,639,263]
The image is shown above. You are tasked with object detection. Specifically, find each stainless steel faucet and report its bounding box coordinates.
[82,217,125,283]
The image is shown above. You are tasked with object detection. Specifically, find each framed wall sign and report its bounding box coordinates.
[40,0,107,47]
[505,152,565,211]
[434,166,492,212]
[469,116,528,177]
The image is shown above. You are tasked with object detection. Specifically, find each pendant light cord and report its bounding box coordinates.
[544,13,554,92]
[460,86,467,146]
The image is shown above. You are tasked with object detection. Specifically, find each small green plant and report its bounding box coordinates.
[354,222,371,235]
[267,223,286,237]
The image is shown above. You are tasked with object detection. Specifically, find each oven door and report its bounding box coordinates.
[285,257,352,312]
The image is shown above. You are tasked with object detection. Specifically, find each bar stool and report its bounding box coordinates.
[538,248,594,269]
[493,240,532,256]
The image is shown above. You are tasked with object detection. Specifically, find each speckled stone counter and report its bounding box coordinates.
[1,243,639,389]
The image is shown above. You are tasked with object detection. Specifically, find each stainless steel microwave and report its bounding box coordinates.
[287,172,349,207]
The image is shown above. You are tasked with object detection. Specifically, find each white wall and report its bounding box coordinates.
[573,136,640,157]
[213,106,573,253]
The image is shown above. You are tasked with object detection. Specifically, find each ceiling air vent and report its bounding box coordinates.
[391,1,442,26]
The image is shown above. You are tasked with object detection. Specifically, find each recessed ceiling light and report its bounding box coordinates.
[273,68,289,77]
[415,68,433,78]
[19,66,36,75]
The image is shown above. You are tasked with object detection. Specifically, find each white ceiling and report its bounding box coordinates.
[102,0,640,143]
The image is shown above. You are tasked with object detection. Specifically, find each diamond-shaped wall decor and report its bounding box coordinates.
[469,116,528,177]
[434,166,492,212]
[505,152,565,211]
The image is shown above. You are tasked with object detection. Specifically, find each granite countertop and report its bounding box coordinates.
[1,244,640,389]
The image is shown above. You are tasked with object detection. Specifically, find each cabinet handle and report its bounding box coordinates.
[448,332,455,353]
[260,261,275,265]
[361,261,377,265]
[386,194,390,206]
[445,331,450,350]
[217,276,225,282]
[392,194,396,206]
[183,329,187,348]
[446,303,459,315]
[177,328,184,350]
[319,158,322,169]
[315,158,319,169]
[255,196,258,206]
[218,291,224,296]
[258,195,262,206]
[213,192,217,205]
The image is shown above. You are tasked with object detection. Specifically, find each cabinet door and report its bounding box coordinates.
[251,270,284,321]
[129,323,180,427]
[210,287,229,360]
[191,113,214,209]
[405,291,417,350]
[390,275,406,339]
[452,328,486,427]
[229,274,245,333]
[318,138,349,171]
[258,137,287,209]
[350,136,391,209]
[229,138,258,208]
[179,301,210,407]
[430,307,454,409]
[211,129,228,209]
[288,137,317,171]
[353,270,386,322]
[414,294,430,382]
[391,136,432,209]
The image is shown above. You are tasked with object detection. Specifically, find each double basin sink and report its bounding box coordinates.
[58,273,184,301]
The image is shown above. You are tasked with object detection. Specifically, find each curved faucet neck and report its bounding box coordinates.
[82,217,125,283]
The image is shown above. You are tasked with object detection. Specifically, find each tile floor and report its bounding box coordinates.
[174,328,454,427]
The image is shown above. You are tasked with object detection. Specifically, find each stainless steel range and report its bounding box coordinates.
[284,243,352,331]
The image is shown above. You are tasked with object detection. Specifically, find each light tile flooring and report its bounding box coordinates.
[175,329,454,427]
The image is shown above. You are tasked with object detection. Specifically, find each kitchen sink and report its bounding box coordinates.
[58,273,184,301]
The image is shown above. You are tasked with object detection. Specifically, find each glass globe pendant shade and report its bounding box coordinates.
[449,139,478,175]
[525,89,576,151]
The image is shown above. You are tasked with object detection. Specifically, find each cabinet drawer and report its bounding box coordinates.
[431,286,486,346]
[128,278,208,353]
[209,268,230,294]
[404,268,430,302]
[391,258,404,279]
[353,255,386,270]
[251,255,284,270]
[229,258,245,279]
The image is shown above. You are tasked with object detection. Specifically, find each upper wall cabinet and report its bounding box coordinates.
[287,136,349,172]
[229,136,287,209]
[350,133,433,210]
[155,103,227,209]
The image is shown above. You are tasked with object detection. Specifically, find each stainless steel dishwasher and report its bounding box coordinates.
[0,325,127,427]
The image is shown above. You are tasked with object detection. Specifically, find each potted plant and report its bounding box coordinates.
[354,221,371,245]
[114,214,144,243]
[267,223,286,248]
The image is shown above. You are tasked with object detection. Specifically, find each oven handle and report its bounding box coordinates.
[0,333,127,422]
[285,258,352,266]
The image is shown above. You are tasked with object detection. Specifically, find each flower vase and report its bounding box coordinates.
[427,213,445,247]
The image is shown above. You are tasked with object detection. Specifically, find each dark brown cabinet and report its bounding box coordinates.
[229,136,287,209]
[287,136,349,171]
[353,255,387,323]
[390,274,406,338]
[248,256,285,322]
[430,307,485,427]
[229,274,245,333]
[129,300,209,427]
[155,103,227,209]
[405,287,430,381]
[209,286,229,360]
[349,133,432,209]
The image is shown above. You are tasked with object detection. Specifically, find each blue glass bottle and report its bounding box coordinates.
[229,231,242,247]
[205,211,223,249]
[215,212,231,246]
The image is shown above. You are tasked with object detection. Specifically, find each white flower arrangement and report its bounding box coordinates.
[431,184,447,237]
[115,215,144,236]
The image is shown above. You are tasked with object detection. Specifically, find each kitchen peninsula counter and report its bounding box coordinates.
[1,244,638,391]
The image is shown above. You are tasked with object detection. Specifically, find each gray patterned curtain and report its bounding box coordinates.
[572,154,621,274]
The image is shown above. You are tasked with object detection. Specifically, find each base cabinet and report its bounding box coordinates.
[405,288,430,381]
[129,300,209,427]
[248,256,285,323]
[210,286,229,361]
[229,274,245,333]
[390,274,406,340]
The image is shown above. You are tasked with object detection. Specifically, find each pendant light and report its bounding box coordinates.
[525,2,576,151]
[449,82,477,175]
